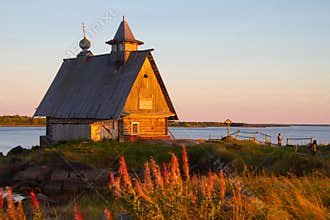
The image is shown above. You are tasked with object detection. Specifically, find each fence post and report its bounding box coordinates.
[235,130,239,139]
[308,136,314,151]
[286,138,289,146]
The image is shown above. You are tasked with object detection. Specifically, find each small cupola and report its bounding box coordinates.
[106,16,144,53]
[77,23,93,57]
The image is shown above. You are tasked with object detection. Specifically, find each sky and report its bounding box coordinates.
[0,0,330,123]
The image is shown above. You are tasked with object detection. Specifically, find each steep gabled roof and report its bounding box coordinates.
[34,50,178,120]
[34,51,149,119]
[106,17,144,45]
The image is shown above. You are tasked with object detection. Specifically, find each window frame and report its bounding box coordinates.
[143,74,149,89]
[131,122,139,135]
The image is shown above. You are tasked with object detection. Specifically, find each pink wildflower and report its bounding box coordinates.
[74,203,83,220]
[144,161,153,191]
[30,191,39,209]
[7,186,16,219]
[118,157,132,189]
[0,188,3,209]
[182,145,190,181]
[104,208,112,220]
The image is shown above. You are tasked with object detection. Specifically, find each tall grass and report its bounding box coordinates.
[108,146,330,219]
[1,145,329,219]
[0,187,113,220]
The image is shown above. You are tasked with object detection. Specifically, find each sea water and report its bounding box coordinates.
[0,126,329,154]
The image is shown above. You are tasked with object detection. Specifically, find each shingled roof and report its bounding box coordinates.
[106,17,144,45]
[34,50,178,120]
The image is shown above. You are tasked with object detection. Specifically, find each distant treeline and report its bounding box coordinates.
[1,115,326,127]
[168,121,289,128]
[169,121,224,127]
[169,121,248,127]
[0,115,45,126]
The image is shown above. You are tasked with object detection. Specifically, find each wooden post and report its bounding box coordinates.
[286,138,289,146]
[308,136,314,151]
[265,135,270,144]
[227,124,230,137]
[224,119,232,138]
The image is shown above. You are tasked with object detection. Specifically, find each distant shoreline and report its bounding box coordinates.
[168,121,330,128]
[0,115,329,128]
[0,115,46,127]
[1,123,330,128]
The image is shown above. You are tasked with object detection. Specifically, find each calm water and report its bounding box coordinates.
[0,126,329,154]
[0,127,45,155]
[171,126,330,145]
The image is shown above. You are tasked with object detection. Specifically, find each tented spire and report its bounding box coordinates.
[106,16,144,45]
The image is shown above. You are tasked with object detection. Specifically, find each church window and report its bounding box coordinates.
[143,74,149,88]
[131,122,139,135]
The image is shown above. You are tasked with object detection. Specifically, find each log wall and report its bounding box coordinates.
[122,117,166,136]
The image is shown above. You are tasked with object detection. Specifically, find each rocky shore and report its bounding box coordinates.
[0,146,111,204]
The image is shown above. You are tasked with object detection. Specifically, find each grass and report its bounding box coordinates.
[2,139,329,176]
[48,139,330,176]
[0,139,329,219]
[107,148,330,219]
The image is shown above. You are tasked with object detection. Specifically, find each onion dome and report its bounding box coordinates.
[79,36,91,51]
[77,23,93,57]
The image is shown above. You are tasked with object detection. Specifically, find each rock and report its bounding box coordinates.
[7,146,26,156]
[45,167,105,195]
[85,169,108,182]
[0,163,11,185]
[50,169,69,182]
[13,165,51,182]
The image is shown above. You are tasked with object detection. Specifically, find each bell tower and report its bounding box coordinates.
[106,16,144,62]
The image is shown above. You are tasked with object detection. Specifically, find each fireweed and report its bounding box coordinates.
[108,146,229,219]
[108,146,329,220]
[30,191,43,220]
[0,187,44,220]
[0,145,329,219]
[74,203,83,220]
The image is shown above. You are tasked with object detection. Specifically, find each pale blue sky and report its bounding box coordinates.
[1,0,330,123]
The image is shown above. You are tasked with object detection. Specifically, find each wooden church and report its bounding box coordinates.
[34,17,178,145]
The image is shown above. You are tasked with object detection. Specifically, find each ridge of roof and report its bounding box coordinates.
[63,49,154,61]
